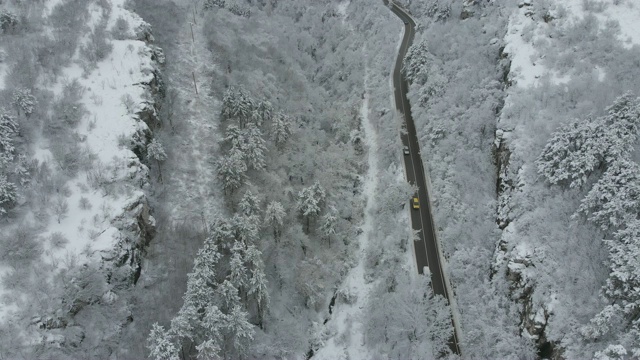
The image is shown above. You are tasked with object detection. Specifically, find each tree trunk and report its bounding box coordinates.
[156,160,163,183]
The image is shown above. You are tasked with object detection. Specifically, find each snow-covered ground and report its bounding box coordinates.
[0,0,158,327]
[36,0,154,265]
[495,0,640,356]
[313,67,379,360]
[159,9,223,224]
[314,13,414,357]
[559,0,640,48]
[505,0,640,88]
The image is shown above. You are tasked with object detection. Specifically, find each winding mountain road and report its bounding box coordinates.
[384,1,462,355]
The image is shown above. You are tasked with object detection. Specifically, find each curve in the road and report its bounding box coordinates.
[384,1,462,355]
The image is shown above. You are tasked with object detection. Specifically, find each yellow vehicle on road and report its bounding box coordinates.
[412,196,419,209]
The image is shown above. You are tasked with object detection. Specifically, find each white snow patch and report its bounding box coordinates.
[0,62,6,90]
[0,266,18,321]
[36,0,154,262]
[503,7,546,88]
[336,1,349,19]
[607,1,640,47]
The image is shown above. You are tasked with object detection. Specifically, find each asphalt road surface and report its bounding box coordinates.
[384,1,462,355]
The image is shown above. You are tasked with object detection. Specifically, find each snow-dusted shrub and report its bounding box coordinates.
[4,45,39,90]
[296,257,333,310]
[582,0,607,13]
[49,232,69,249]
[79,196,92,210]
[52,196,69,224]
[79,24,113,73]
[0,225,42,267]
[50,141,82,176]
[11,89,36,118]
[49,80,86,132]
[32,35,67,79]
[146,138,167,182]
[49,0,89,33]
[426,0,451,22]
[0,174,17,215]
[228,3,251,18]
[58,263,108,316]
[111,16,131,40]
[86,161,110,190]
[0,10,18,34]
[204,0,226,10]
[121,94,137,114]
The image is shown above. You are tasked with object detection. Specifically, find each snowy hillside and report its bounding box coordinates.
[397,0,640,358]
[0,0,163,356]
[4,0,640,358]
[496,0,640,358]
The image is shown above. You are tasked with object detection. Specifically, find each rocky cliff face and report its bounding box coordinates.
[27,12,166,356]
[99,21,164,290]
[492,32,562,359]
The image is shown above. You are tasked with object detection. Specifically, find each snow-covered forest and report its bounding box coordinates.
[1,0,639,358]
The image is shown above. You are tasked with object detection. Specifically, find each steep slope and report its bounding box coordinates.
[495,0,640,358]
[0,0,164,357]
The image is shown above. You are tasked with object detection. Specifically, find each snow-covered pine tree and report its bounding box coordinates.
[232,213,259,246]
[147,324,180,360]
[580,304,622,341]
[221,87,254,128]
[198,305,226,355]
[0,111,18,164]
[0,111,19,215]
[223,124,266,171]
[225,305,254,354]
[594,344,629,360]
[603,221,640,322]
[0,11,18,34]
[218,279,241,313]
[297,181,326,232]
[208,216,236,247]
[147,138,168,182]
[224,124,243,149]
[599,92,640,164]
[245,245,269,328]
[576,158,640,230]
[537,93,640,189]
[216,148,247,195]
[255,100,273,126]
[228,240,248,294]
[203,0,226,11]
[239,190,260,217]
[264,200,286,240]
[243,124,266,171]
[271,112,292,148]
[318,206,338,245]
[228,3,251,18]
[403,39,432,85]
[11,89,37,118]
[426,0,451,22]
[536,117,602,188]
[0,174,17,215]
